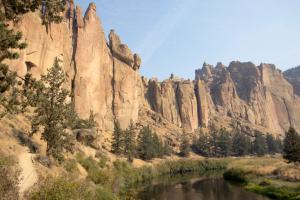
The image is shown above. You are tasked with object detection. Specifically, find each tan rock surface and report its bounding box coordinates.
[73,3,114,131]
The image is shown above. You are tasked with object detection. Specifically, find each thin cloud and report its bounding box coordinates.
[136,0,196,66]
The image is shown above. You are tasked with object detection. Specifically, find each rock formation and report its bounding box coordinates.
[284,66,300,96]
[7,1,300,136]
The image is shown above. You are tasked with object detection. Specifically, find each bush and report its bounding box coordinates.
[0,155,20,200]
[63,159,79,174]
[29,177,117,200]
[246,183,300,200]
[223,168,248,183]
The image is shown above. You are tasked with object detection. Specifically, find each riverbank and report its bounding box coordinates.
[26,156,300,199]
[224,157,300,200]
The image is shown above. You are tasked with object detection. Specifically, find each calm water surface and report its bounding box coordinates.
[138,175,270,200]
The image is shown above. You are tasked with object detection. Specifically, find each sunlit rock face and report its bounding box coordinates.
[73,3,114,131]
[8,0,300,135]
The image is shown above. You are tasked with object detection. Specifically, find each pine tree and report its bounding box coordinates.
[193,129,211,157]
[266,133,277,154]
[209,124,219,156]
[283,127,300,163]
[163,140,172,156]
[111,121,123,155]
[0,0,66,116]
[137,126,155,160]
[30,58,72,161]
[217,128,232,157]
[253,132,267,156]
[179,134,190,157]
[232,130,251,156]
[124,122,136,162]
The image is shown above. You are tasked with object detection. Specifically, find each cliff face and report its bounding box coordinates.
[7,1,300,136]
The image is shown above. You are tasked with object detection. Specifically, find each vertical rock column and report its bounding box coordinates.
[109,30,143,129]
[73,3,114,131]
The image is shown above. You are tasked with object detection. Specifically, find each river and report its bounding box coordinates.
[138,174,270,200]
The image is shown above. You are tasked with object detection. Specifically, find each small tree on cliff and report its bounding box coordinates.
[283,127,300,163]
[30,58,72,161]
[0,0,66,116]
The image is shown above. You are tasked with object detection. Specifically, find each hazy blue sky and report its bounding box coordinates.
[75,0,300,80]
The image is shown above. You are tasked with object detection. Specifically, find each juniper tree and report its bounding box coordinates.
[111,121,123,155]
[30,58,72,161]
[179,134,191,157]
[216,128,232,157]
[266,133,277,154]
[253,132,267,156]
[0,0,66,116]
[137,126,153,160]
[232,130,251,156]
[193,129,212,157]
[124,122,136,162]
[283,127,300,163]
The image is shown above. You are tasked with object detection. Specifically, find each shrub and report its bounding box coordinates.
[223,168,248,183]
[0,155,20,200]
[63,159,79,174]
[29,178,98,200]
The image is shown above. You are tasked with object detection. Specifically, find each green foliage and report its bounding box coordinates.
[179,134,190,157]
[137,126,165,160]
[66,107,98,130]
[124,122,136,162]
[223,168,248,183]
[0,155,20,200]
[192,128,212,156]
[266,133,282,154]
[30,58,72,160]
[253,132,267,156]
[111,121,123,155]
[29,177,97,200]
[232,130,251,156]
[63,159,78,174]
[246,183,300,200]
[283,127,300,163]
[0,0,66,116]
[216,128,233,157]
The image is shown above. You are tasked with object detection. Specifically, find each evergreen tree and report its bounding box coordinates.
[209,125,219,157]
[179,134,190,157]
[283,127,300,163]
[30,58,72,161]
[253,132,267,156]
[275,137,283,153]
[137,126,155,160]
[266,133,277,154]
[0,0,66,116]
[163,140,172,156]
[232,130,251,156]
[216,128,232,157]
[111,121,123,155]
[124,122,136,162]
[193,129,211,157]
[152,132,164,158]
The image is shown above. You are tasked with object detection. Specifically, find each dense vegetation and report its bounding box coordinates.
[29,157,228,200]
[111,124,171,161]
[192,126,283,157]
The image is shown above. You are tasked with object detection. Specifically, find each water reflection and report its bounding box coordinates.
[139,176,270,200]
